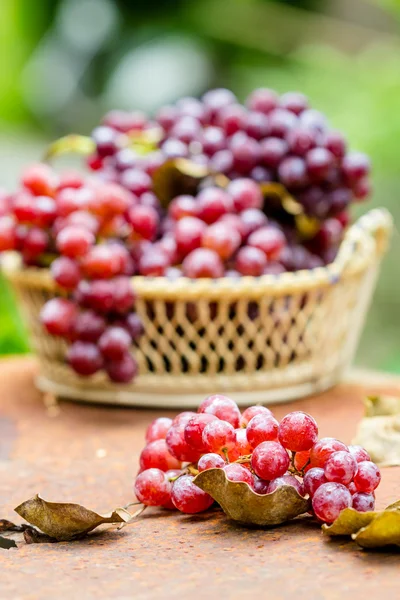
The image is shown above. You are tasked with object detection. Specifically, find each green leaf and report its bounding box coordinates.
[194,468,309,527]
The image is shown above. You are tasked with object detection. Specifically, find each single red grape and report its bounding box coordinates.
[182,248,224,278]
[202,222,241,260]
[51,256,81,290]
[105,352,138,383]
[40,298,77,338]
[197,187,232,224]
[202,420,236,455]
[67,341,103,376]
[98,326,131,360]
[227,178,263,212]
[246,88,278,114]
[198,394,240,428]
[278,411,318,452]
[352,492,375,512]
[223,463,253,486]
[134,468,171,506]
[175,216,207,258]
[303,467,327,497]
[171,474,214,514]
[72,310,106,343]
[139,439,181,472]
[235,246,267,277]
[247,226,286,260]
[251,441,290,480]
[353,461,381,493]
[312,482,352,524]
[252,476,270,495]
[198,453,226,472]
[56,226,95,259]
[145,417,173,443]
[246,414,279,448]
[22,163,57,197]
[324,451,357,485]
[82,245,122,279]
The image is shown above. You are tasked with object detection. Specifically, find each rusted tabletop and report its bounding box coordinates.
[0,357,399,600]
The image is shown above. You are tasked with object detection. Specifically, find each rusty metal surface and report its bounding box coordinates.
[0,357,399,600]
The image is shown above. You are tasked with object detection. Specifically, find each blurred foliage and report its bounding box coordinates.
[0,0,399,370]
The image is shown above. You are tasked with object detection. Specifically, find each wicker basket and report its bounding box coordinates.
[1,208,392,408]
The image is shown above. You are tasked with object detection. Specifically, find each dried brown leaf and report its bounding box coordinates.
[14,494,131,541]
[322,508,377,536]
[323,501,400,549]
[353,510,400,549]
[194,468,309,526]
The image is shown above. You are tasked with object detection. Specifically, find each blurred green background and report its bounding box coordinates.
[0,0,399,370]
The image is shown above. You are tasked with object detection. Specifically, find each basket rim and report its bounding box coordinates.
[1,208,392,299]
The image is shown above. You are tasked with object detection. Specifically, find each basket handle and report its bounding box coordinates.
[332,208,393,276]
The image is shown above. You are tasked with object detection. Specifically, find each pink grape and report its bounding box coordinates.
[324,451,357,486]
[171,474,214,514]
[278,411,318,452]
[139,439,181,472]
[198,394,240,428]
[145,417,173,443]
[223,463,253,486]
[198,453,226,472]
[246,414,279,448]
[312,482,352,524]
[251,441,290,481]
[240,405,273,427]
[353,461,381,493]
[134,468,171,506]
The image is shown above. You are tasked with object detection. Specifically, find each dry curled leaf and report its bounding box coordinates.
[353,396,400,466]
[194,468,309,526]
[323,501,400,549]
[152,158,209,207]
[352,510,400,549]
[14,494,131,541]
[322,508,377,537]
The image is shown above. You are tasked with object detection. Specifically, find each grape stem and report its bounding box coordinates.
[118,504,147,530]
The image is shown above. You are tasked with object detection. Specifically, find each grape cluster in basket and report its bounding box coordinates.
[0,87,371,383]
[134,395,381,524]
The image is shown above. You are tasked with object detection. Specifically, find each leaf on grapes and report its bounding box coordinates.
[44,135,96,162]
[353,413,400,466]
[194,468,309,527]
[152,159,209,207]
[352,510,400,549]
[295,214,321,240]
[14,494,131,541]
[322,508,377,536]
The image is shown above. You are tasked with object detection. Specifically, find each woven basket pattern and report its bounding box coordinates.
[2,209,392,407]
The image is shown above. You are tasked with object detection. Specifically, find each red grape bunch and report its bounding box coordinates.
[0,164,143,383]
[134,395,381,523]
[87,87,371,268]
